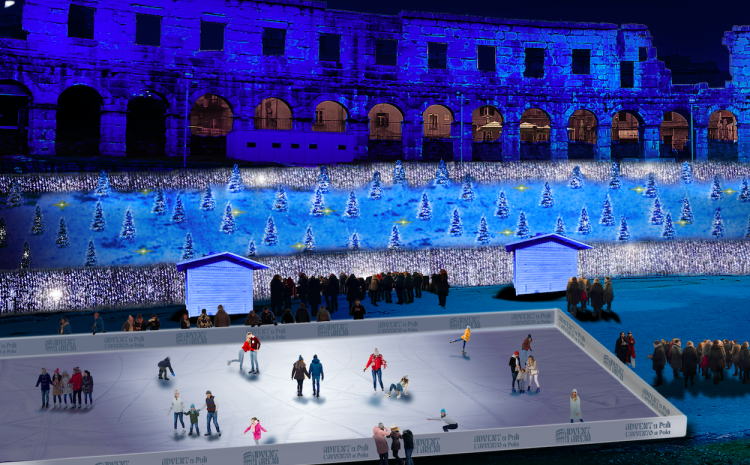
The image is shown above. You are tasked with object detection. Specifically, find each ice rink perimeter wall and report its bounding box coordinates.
[0,309,686,465]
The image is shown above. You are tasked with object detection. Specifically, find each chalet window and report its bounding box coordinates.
[639,47,648,62]
[315,109,324,123]
[291,143,299,149]
[200,21,224,51]
[572,49,590,75]
[338,145,346,150]
[375,39,397,66]
[135,14,161,46]
[272,143,281,148]
[428,42,447,69]
[246,142,256,148]
[263,28,286,56]
[309,144,318,149]
[524,48,544,78]
[319,33,341,62]
[621,61,634,88]
[68,4,95,39]
[477,45,495,72]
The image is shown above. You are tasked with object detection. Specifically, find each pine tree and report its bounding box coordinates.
[31,204,44,235]
[435,159,450,186]
[650,197,665,225]
[662,212,676,241]
[449,207,463,237]
[617,216,630,241]
[220,203,236,234]
[273,185,288,212]
[227,164,244,193]
[182,231,196,260]
[91,201,106,232]
[0,218,7,247]
[711,208,725,238]
[516,211,531,239]
[475,216,491,245]
[569,166,583,189]
[247,238,257,257]
[495,191,509,218]
[20,241,31,269]
[344,191,360,219]
[746,215,750,239]
[348,231,360,251]
[56,217,69,248]
[310,186,326,217]
[303,225,316,252]
[392,160,406,186]
[370,171,383,199]
[576,206,592,235]
[709,174,724,201]
[120,208,137,242]
[681,161,693,184]
[600,195,615,226]
[388,224,404,249]
[318,165,331,193]
[171,195,186,223]
[200,185,216,211]
[555,215,566,236]
[644,173,658,198]
[85,240,97,267]
[540,181,554,208]
[609,161,622,190]
[152,188,167,215]
[6,181,22,207]
[263,216,278,246]
[95,170,111,197]
[460,174,475,201]
[680,196,694,224]
[417,191,432,220]
[740,178,750,202]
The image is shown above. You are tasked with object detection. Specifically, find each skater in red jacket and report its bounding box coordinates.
[363,348,387,395]
[68,367,83,409]
[228,332,261,374]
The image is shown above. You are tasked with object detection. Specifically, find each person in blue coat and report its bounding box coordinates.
[59,316,71,335]
[92,312,105,335]
[309,355,324,398]
[158,356,175,380]
[36,368,52,408]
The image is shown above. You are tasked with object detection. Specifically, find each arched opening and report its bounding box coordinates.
[254,98,292,131]
[126,91,167,158]
[56,85,101,157]
[567,109,598,160]
[471,105,503,161]
[422,104,454,161]
[520,108,551,160]
[368,103,403,160]
[659,110,691,161]
[611,110,644,160]
[708,110,738,161]
[313,101,347,133]
[190,93,233,158]
[0,80,31,155]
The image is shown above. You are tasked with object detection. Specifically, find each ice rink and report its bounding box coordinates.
[2,326,657,463]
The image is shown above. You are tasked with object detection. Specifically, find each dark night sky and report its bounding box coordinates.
[326,0,739,74]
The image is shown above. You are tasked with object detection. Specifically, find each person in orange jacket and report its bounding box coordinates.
[449,326,471,354]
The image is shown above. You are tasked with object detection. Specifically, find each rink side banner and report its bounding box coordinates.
[555,309,685,420]
[0,310,555,359]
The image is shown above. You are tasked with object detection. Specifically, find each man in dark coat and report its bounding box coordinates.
[327,274,340,313]
[647,340,666,387]
[259,307,278,326]
[709,340,726,385]
[307,276,322,318]
[394,273,405,305]
[681,341,700,388]
[404,273,415,304]
[437,275,450,307]
[244,310,259,326]
[158,357,175,380]
[615,332,629,364]
[36,368,52,408]
[350,299,366,320]
[589,279,605,319]
[270,275,285,316]
[739,342,750,385]
[670,339,682,379]
[280,308,295,324]
[295,303,311,323]
[297,273,309,306]
[566,277,580,315]
[413,273,423,298]
[346,274,360,311]
[381,273,393,303]
[603,276,614,311]
[214,305,231,327]
[509,352,520,393]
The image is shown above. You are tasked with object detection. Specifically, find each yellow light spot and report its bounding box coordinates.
[231,208,246,216]
[676,220,690,227]
[722,188,737,195]
[52,200,73,210]
[322,207,336,216]
[290,242,306,250]
[630,186,645,194]
[395,219,413,226]
[512,185,530,192]
[134,247,153,256]
[499,228,515,236]
[138,189,153,195]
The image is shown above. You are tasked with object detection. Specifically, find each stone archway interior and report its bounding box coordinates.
[368,103,403,140]
[567,109,597,144]
[313,101,347,133]
[520,108,551,143]
[191,94,234,136]
[422,104,453,139]
[471,105,503,142]
[254,98,292,131]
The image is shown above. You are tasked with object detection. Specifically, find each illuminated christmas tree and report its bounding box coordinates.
[20,241,31,269]
[569,166,583,189]
[711,208,725,238]
[6,181,22,207]
[95,170,111,197]
[318,165,331,193]
[740,178,750,202]
[435,159,450,186]
[91,201,106,232]
[662,212,676,241]
[344,191,360,219]
[417,191,432,220]
[475,216,491,244]
[263,216,278,246]
[448,207,463,237]
[617,216,630,241]
[370,171,383,199]
[56,217,69,248]
[392,161,406,186]
[153,188,167,215]
[644,173,658,198]
[388,224,404,249]
[227,164,244,193]
[303,225,316,252]
[182,231,196,260]
[310,186,326,217]
[516,210,531,239]
[680,196,694,224]
[273,185,288,212]
[348,231,360,251]
[709,174,723,201]
[85,240,97,267]
[600,194,615,226]
[200,185,216,211]
[247,238,257,257]
[650,197,664,225]
[460,174,475,201]
[0,218,7,247]
[31,204,44,235]
[220,203,236,234]
[540,181,554,208]
[495,191,509,218]
[171,195,186,223]
[555,215,566,236]
[120,208,137,242]
[609,162,622,190]
[681,161,693,184]
[576,206,592,235]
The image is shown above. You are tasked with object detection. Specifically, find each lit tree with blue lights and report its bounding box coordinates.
[609,162,622,190]
[200,185,216,211]
[182,231,196,260]
[85,240,97,267]
[709,175,723,201]
[650,197,665,225]
[644,173,658,198]
[56,217,69,248]
[246,238,257,258]
[310,186,326,217]
[220,203,236,234]
[392,161,406,186]
[600,195,615,226]
[435,159,450,187]
[153,188,167,215]
[388,224,404,250]
[569,166,583,189]
[475,216,491,245]
[344,191,360,219]
[20,241,31,269]
[318,165,331,193]
[662,213,676,241]
[6,181,22,207]
[303,225,316,252]
[495,191,510,219]
[0,218,7,248]
[711,208,725,238]
[370,171,383,199]
[740,178,750,202]
[516,211,531,239]
[449,208,463,237]
[348,231,360,251]
[273,185,288,212]
[228,164,244,193]
[555,215,566,236]
[171,195,186,223]
[263,216,278,246]
[680,196,694,224]
[540,181,554,208]
[681,161,693,184]
[576,206,592,235]
[460,174,475,201]
[95,170,111,197]
[91,201,106,232]
[120,208,137,242]
[617,216,630,241]
[31,204,44,235]
[417,191,432,221]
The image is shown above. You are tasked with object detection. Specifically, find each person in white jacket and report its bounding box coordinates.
[570,389,583,423]
[167,390,186,434]
[385,374,409,399]
[526,356,540,393]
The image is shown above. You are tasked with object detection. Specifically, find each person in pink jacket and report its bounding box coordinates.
[244,417,267,445]
[372,422,391,465]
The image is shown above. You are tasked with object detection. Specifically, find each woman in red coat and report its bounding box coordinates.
[627,332,636,368]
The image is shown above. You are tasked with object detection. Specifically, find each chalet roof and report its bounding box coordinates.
[176,251,270,272]
[504,233,593,252]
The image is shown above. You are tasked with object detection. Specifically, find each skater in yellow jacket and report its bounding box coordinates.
[449,326,471,354]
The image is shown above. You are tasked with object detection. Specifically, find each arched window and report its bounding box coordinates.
[254,98,292,131]
[368,103,403,140]
[126,91,167,158]
[611,110,644,160]
[471,105,503,142]
[567,109,597,144]
[56,85,101,156]
[708,110,738,161]
[520,108,551,143]
[660,110,690,160]
[422,104,453,139]
[313,101,347,133]
[0,80,31,155]
[191,94,233,136]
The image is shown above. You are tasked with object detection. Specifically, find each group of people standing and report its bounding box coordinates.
[566,276,614,319]
[649,338,750,387]
[615,332,637,368]
[508,334,540,393]
[373,422,414,465]
[167,389,223,437]
[35,367,93,409]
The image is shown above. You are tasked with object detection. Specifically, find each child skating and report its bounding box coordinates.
[184,404,201,436]
[309,355,324,398]
[516,368,526,393]
[449,326,471,354]
[244,417,267,445]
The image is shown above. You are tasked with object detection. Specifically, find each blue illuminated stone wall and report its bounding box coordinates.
[0,0,748,161]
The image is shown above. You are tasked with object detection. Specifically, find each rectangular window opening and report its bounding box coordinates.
[200,21,224,51]
[428,42,448,69]
[272,142,281,148]
[309,144,318,149]
[338,145,346,150]
[263,28,286,56]
[291,143,300,149]
[246,142,256,148]
[68,4,95,40]
[477,45,496,72]
[524,48,544,78]
[319,33,341,62]
[639,47,648,62]
[572,49,590,75]
[620,61,634,88]
[135,14,161,46]
[375,39,398,66]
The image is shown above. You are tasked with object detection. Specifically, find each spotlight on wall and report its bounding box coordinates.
[4,1,15,7]
[49,289,63,301]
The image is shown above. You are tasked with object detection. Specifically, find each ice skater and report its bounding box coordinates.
[51,369,63,407]
[516,368,526,393]
[61,371,73,409]
[228,332,260,374]
[570,389,583,423]
[521,334,532,367]
[509,352,520,393]
[427,409,458,432]
[184,404,201,436]
[364,348,387,394]
[385,374,409,399]
[201,390,221,436]
[292,356,311,397]
[158,356,175,380]
[81,370,94,408]
[68,367,82,409]
[310,354,324,398]
[449,326,471,354]
[35,368,51,408]
[244,417,267,445]
[526,355,540,393]
[167,390,186,434]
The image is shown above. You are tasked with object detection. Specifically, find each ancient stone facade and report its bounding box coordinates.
[0,0,749,161]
